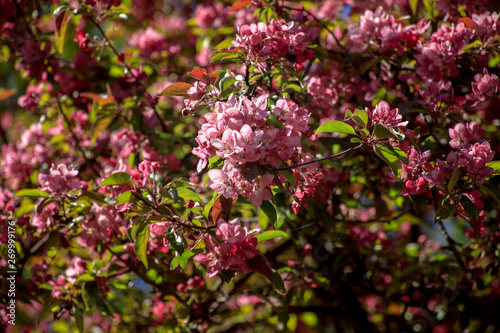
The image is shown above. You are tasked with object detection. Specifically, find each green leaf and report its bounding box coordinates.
[374,145,403,178]
[315,121,356,135]
[220,269,237,282]
[221,88,237,99]
[281,169,296,187]
[285,83,302,93]
[409,0,418,14]
[55,11,70,54]
[461,39,482,52]
[203,192,219,219]
[77,274,95,282]
[38,301,61,324]
[373,124,398,140]
[134,226,150,269]
[435,196,455,222]
[486,161,500,174]
[447,168,462,193]
[14,189,50,198]
[260,200,277,224]
[479,183,500,205]
[15,203,35,218]
[385,144,408,164]
[210,52,239,63]
[159,82,193,96]
[255,230,289,243]
[214,38,236,50]
[245,254,273,283]
[82,282,93,311]
[116,191,137,205]
[91,115,115,144]
[460,195,479,219]
[36,198,57,216]
[220,76,237,91]
[166,231,185,254]
[170,251,195,270]
[351,137,361,143]
[350,109,369,128]
[176,187,202,202]
[79,190,108,205]
[100,172,132,186]
[273,270,286,293]
[75,306,84,332]
[265,118,285,130]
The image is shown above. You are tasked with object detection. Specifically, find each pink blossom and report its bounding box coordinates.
[38,164,82,197]
[194,218,259,277]
[248,174,274,206]
[366,100,408,128]
[194,3,227,30]
[466,68,499,106]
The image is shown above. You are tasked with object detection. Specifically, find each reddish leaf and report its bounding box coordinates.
[202,73,219,85]
[245,254,273,283]
[235,163,259,183]
[159,82,194,96]
[222,46,241,53]
[228,0,251,11]
[188,68,219,85]
[54,10,70,54]
[212,195,232,223]
[460,17,474,28]
[0,88,16,101]
[187,68,207,81]
[81,84,115,105]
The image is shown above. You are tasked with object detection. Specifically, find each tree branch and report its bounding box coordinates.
[271,144,362,171]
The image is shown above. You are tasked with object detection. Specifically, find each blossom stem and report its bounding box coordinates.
[90,18,169,133]
[131,191,215,230]
[279,4,350,57]
[271,144,362,171]
[436,219,466,270]
[56,97,101,178]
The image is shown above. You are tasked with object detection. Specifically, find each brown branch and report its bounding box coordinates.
[271,144,362,171]
[90,18,168,133]
[280,4,350,57]
[131,191,215,230]
[436,219,466,271]
[56,97,101,178]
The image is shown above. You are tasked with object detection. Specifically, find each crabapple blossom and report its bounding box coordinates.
[366,100,408,128]
[193,218,259,277]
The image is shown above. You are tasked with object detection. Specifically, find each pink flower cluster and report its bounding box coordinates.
[233,19,319,71]
[472,11,500,40]
[401,121,494,212]
[414,22,473,80]
[194,3,227,30]
[466,68,499,107]
[417,79,466,115]
[436,122,495,184]
[182,81,220,116]
[38,164,85,197]
[287,152,324,214]
[193,93,310,205]
[347,6,429,55]
[193,218,259,277]
[306,74,339,117]
[128,28,172,58]
[366,100,408,128]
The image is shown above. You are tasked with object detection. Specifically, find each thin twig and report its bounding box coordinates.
[131,191,215,230]
[56,97,101,177]
[280,4,350,56]
[271,144,362,171]
[90,18,169,133]
[436,219,466,270]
